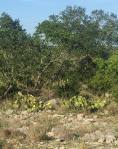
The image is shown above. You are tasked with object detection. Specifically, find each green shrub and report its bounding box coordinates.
[89,54,118,96]
[89,99,108,112]
[112,85,118,103]
[0,140,4,149]
[89,58,111,93]
[55,80,79,98]
[13,92,44,111]
[63,95,108,112]
[63,96,88,111]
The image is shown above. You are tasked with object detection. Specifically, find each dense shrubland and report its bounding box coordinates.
[0,6,118,111]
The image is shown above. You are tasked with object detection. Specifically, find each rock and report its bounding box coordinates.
[104,110,109,115]
[21,110,28,116]
[32,122,38,126]
[105,134,116,144]
[53,114,64,118]
[47,131,55,138]
[76,113,84,121]
[93,115,98,119]
[114,140,118,145]
[56,138,65,142]
[98,137,105,143]
[82,119,91,125]
[81,84,88,90]
[16,127,28,134]
[105,93,112,98]
[68,117,74,122]
[6,109,13,115]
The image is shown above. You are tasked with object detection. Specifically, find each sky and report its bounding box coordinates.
[0,0,118,34]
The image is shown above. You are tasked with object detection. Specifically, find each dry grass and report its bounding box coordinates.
[26,113,59,142]
[0,106,118,149]
[105,102,118,115]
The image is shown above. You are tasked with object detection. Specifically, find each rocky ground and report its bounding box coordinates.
[0,108,118,149]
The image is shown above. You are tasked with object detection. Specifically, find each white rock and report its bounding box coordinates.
[47,131,55,138]
[76,113,84,121]
[105,134,116,144]
[21,110,28,115]
[6,109,13,115]
[98,137,105,143]
[114,140,118,145]
[16,127,28,134]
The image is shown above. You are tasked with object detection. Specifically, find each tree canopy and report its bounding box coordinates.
[0,6,118,100]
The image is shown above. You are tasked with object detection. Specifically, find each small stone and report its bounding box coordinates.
[105,93,112,98]
[21,110,28,115]
[77,113,84,121]
[82,119,91,125]
[53,114,64,118]
[98,137,105,143]
[93,115,98,119]
[104,110,109,115]
[56,138,65,142]
[47,131,55,138]
[68,117,73,122]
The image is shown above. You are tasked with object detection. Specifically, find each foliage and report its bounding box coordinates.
[89,99,108,112]
[63,95,108,112]
[36,6,118,56]
[13,92,44,111]
[89,53,118,96]
[112,86,118,103]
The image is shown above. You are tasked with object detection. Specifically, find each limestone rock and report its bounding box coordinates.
[76,113,84,121]
[6,109,13,115]
[105,134,116,144]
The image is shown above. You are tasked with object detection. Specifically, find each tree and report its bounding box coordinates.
[35,6,118,57]
[0,13,38,97]
[0,12,30,50]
